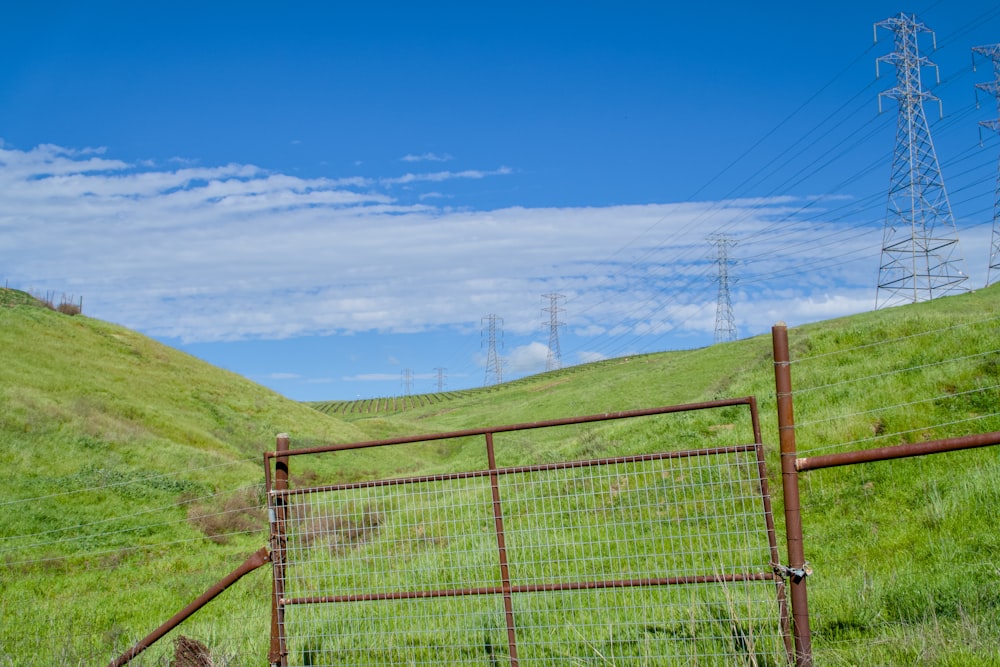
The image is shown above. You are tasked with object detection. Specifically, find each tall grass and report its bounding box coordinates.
[2,285,1000,664]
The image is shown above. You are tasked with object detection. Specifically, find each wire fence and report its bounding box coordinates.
[268,402,791,666]
[775,314,1000,664]
[0,457,271,667]
[788,313,1000,457]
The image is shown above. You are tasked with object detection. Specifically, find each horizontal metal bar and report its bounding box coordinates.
[265,398,755,460]
[276,444,760,497]
[796,430,1000,472]
[281,572,777,605]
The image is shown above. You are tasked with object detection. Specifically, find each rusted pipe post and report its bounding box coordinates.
[269,433,290,667]
[772,323,812,666]
[107,547,270,667]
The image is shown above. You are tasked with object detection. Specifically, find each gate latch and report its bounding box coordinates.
[773,562,813,582]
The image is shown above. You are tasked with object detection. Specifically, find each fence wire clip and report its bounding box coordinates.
[772,561,813,582]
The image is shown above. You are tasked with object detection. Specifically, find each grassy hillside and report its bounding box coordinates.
[0,289,395,665]
[309,284,1000,666]
[2,285,999,665]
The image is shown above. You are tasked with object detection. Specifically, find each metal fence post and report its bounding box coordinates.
[269,433,290,667]
[772,323,813,666]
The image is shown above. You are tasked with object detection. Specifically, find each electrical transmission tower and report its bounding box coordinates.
[401,368,413,396]
[434,367,447,392]
[874,13,969,309]
[974,43,1000,287]
[481,315,503,386]
[709,234,738,343]
[542,293,564,371]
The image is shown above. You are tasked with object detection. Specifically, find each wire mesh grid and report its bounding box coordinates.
[272,443,786,666]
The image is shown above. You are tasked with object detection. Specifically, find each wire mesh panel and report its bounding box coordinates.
[272,444,786,666]
[499,450,786,665]
[265,401,789,666]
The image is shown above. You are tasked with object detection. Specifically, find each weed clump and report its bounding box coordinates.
[184,487,267,544]
[173,635,213,667]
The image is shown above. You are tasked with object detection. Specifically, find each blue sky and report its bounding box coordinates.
[2,1,1000,401]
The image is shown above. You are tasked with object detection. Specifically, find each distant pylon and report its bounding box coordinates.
[874,13,969,309]
[974,43,1000,287]
[709,234,738,343]
[482,315,503,386]
[434,367,447,392]
[401,368,413,395]
[542,293,564,371]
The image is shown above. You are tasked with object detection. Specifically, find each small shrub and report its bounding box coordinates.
[173,635,213,667]
[293,502,384,552]
[185,487,267,544]
[57,301,81,316]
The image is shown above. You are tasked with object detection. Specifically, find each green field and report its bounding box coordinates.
[1,285,999,665]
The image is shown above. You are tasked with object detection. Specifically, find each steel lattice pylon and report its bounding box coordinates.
[974,43,1000,287]
[875,13,968,310]
[709,234,738,343]
[542,293,564,371]
[481,314,503,386]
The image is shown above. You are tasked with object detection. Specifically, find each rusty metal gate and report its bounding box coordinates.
[265,398,792,666]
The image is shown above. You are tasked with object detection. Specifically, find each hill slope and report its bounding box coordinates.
[0,288,368,461]
[3,285,1000,665]
[0,289,385,665]
[307,284,1000,666]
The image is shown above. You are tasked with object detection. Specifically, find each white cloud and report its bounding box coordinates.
[344,373,404,382]
[0,142,885,346]
[419,191,449,201]
[505,342,551,374]
[401,152,454,163]
[577,351,607,364]
[380,166,512,186]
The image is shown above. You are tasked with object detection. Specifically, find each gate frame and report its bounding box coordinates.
[264,397,794,667]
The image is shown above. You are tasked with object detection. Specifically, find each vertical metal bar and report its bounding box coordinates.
[772,323,812,666]
[485,432,520,666]
[757,441,794,664]
[269,433,290,667]
[748,397,794,663]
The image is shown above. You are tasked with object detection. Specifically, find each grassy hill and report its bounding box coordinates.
[2,285,1000,665]
[0,289,398,665]
[334,286,1000,666]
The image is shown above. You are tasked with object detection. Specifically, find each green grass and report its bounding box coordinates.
[2,285,1000,665]
[0,289,400,665]
[277,439,785,666]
